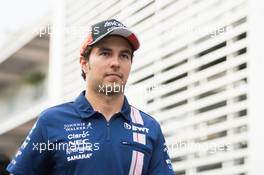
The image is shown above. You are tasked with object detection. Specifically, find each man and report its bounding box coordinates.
[7,19,175,175]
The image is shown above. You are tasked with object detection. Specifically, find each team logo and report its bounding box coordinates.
[123,122,149,133]
[124,122,132,129]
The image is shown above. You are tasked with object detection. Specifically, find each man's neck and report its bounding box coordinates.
[85,88,124,121]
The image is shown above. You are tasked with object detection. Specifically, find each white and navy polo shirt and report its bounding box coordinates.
[7,91,175,175]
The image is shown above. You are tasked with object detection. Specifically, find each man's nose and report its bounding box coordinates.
[110,55,120,68]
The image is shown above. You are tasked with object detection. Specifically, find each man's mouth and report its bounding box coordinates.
[105,73,122,79]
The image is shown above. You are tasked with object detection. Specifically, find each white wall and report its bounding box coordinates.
[62,0,250,174]
[248,0,264,174]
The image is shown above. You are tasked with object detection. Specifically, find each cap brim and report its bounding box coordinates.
[110,28,140,50]
[89,27,140,51]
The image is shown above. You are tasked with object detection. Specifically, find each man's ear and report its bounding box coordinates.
[80,56,90,73]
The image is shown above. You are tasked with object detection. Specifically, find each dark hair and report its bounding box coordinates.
[81,46,93,80]
[80,46,134,81]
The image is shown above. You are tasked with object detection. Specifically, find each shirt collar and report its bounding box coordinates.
[73,90,131,122]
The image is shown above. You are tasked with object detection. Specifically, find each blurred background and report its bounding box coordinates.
[0,0,264,174]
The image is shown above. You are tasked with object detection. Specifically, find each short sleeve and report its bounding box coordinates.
[148,125,176,175]
[6,116,50,175]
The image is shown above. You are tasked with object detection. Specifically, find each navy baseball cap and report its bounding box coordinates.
[80,19,140,57]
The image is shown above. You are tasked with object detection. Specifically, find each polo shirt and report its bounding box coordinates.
[7,91,175,175]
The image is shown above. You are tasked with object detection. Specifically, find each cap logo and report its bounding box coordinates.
[107,26,118,32]
[104,21,124,28]
[80,19,139,55]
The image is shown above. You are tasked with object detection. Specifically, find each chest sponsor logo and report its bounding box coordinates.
[66,138,100,161]
[64,122,92,132]
[67,131,89,140]
[67,153,93,162]
[124,122,149,133]
[66,139,100,154]
[63,124,100,162]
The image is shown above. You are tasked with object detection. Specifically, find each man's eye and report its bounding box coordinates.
[100,52,110,56]
[121,54,130,59]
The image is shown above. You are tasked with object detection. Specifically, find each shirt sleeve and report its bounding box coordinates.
[6,116,51,175]
[148,124,176,175]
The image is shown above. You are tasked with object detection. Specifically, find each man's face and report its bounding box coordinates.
[80,35,133,95]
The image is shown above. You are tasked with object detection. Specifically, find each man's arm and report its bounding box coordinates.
[6,116,50,175]
[148,125,176,175]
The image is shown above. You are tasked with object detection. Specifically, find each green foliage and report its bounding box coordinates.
[24,71,46,85]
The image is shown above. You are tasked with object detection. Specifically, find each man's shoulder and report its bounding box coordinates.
[131,105,160,127]
[38,101,76,121]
